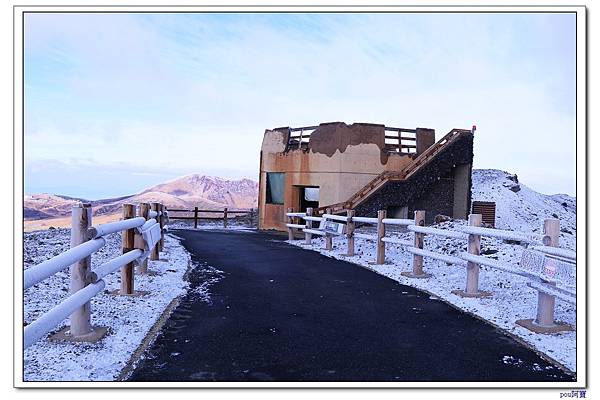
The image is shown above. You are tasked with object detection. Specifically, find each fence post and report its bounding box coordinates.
[194,206,199,229]
[401,210,431,278]
[137,202,151,274]
[536,219,560,326]
[452,214,490,297]
[120,204,136,295]
[465,214,482,294]
[325,208,333,250]
[159,203,165,251]
[516,218,571,333]
[150,202,160,260]
[287,207,294,240]
[223,207,228,229]
[376,210,386,264]
[346,209,355,256]
[248,208,254,227]
[68,203,93,336]
[305,207,313,245]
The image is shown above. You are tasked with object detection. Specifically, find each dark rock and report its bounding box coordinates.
[552,213,559,219]
[507,173,519,183]
[561,228,572,234]
[434,214,452,224]
[505,239,522,245]
[481,248,498,255]
[508,183,521,192]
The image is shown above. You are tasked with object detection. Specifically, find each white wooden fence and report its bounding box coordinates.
[286,208,576,334]
[24,202,169,348]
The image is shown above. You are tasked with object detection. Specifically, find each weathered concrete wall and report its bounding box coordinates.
[261,128,288,154]
[257,122,467,231]
[259,122,418,230]
[416,128,436,154]
[453,163,472,220]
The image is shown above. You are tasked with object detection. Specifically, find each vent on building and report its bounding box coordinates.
[472,201,496,227]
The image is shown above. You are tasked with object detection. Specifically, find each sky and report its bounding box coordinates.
[24,12,577,199]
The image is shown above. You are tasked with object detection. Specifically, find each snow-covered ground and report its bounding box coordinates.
[23,229,192,381]
[288,170,577,373]
[472,169,576,249]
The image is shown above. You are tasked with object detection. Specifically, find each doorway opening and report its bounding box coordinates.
[296,186,319,212]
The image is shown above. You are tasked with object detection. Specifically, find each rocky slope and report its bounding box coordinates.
[471,169,576,249]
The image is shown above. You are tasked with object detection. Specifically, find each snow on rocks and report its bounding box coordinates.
[472,169,576,250]
[23,229,192,381]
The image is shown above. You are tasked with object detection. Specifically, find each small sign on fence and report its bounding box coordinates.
[520,249,575,287]
[321,220,346,235]
[139,223,162,254]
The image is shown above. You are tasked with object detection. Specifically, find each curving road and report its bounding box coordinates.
[128,229,574,382]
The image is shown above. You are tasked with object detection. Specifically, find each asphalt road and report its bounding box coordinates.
[128,229,574,382]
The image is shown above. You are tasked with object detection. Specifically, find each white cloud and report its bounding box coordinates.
[24,13,576,196]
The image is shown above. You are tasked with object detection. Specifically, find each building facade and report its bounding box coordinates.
[258,122,474,231]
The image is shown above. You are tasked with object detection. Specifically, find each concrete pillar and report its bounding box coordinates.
[416,128,435,154]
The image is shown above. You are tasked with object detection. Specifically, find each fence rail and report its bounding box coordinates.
[24,201,169,349]
[168,207,255,229]
[286,207,576,334]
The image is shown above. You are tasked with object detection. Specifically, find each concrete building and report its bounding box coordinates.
[258,122,474,231]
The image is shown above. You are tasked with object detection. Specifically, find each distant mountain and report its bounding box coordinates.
[143,174,258,209]
[24,175,258,220]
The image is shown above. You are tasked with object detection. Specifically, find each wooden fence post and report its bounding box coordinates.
[346,209,355,256]
[401,210,430,278]
[150,202,160,260]
[376,210,386,264]
[68,202,93,336]
[516,218,571,333]
[536,219,560,326]
[120,204,136,295]
[223,207,228,229]
[159,203,165,251]
[137,203,151,274]
[305,207,313,245]
[325,208,333,250]
[194,206,199,229]
[248,208,254,227]
[287,207,294,240]
[452,214,490,297]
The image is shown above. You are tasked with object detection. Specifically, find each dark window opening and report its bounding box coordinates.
[266,172,285,204]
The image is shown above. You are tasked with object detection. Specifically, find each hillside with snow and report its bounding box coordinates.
[472,169,576,250]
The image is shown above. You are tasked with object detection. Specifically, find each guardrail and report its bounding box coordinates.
[286,207,576,334]
[24,201,169,348]
[168,207,255,229]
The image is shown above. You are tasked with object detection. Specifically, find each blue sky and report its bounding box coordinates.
[24,12,576,199]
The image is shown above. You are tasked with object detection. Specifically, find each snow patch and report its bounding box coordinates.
[24,230,192,381]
